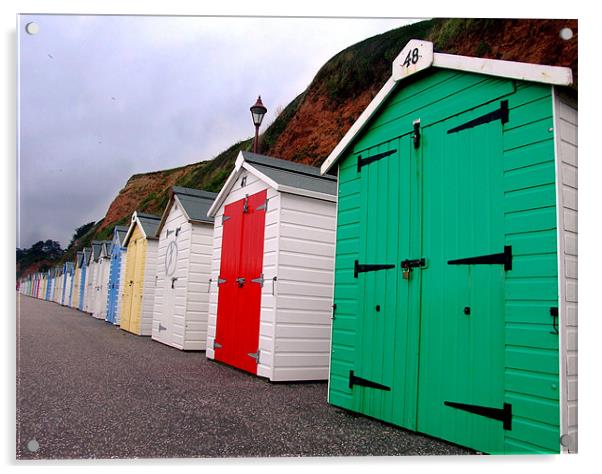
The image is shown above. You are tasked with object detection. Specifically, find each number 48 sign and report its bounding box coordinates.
[392,40,434,81]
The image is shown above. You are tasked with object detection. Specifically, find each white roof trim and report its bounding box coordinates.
[122,211,147,246]
[320,45,573,175]
[278,184,337,202]
[207,152,246,217]
[433,52,573,87]
[321,76,397,175]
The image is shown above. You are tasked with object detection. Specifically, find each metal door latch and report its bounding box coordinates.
[243,195,249,213]
[236,277,246,287]
[171,277,178,289]
[401,257,427,279]
[550,307,559,335]
[412,119,421,149]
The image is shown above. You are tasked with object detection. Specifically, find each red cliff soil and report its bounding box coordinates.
[99,163,203,233]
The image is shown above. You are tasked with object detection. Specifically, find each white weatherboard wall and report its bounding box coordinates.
[152,201,213,350]
[273,193,336,380]
[85,259,97,313]
[93,254,110,320]
[207,167,336,381]
[554,88,578,453]
[139,239,159,336]
[65,272,73,306]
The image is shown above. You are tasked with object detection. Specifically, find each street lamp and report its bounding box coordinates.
[250,96,267,153]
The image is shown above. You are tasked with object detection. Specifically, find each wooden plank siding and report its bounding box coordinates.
[273,193,336,381]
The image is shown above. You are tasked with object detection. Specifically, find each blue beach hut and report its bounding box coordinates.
[106,225,128,325]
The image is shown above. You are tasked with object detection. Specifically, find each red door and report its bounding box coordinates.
[214,190,267,374]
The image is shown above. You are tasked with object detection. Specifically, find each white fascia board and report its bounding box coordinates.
[320,76,397,175]
[123,212,146,246]
[433,52,573,87]
[241,162,280,192]
[278,184,337,203]
[206,151,246,217]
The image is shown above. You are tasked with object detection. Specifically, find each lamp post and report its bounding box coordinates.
[250,96,267,153]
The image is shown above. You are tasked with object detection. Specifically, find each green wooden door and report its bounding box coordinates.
[417,108,506,454]
[347,103,507,453]
[350,134,421,429]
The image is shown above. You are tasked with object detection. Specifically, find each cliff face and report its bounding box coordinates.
[27,18,576,274]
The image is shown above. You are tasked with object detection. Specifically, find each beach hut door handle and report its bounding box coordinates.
[447,245,513,271]
[550,307,559,335]
[236,277,246,287]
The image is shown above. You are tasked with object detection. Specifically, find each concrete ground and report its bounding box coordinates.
[16,295,473,459]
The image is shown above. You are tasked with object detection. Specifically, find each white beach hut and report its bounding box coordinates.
[206,151,338,381]
[152,186,217,350]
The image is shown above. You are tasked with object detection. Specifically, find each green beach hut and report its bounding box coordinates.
[321,40,577,455]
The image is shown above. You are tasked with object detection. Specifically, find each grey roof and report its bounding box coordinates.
[241,151,337,196]
[172,186,217,224]
[137,212,161,239]
[91,241,103,259]
[76,251,84,267]
[84,247,93,265]
[114,225,129,245]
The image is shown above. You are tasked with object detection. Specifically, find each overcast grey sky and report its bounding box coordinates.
[17,14,418,248]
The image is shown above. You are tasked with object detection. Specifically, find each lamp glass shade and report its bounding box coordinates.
[250,96,267,126]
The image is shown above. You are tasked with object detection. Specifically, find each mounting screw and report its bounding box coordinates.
[464,306,471,315]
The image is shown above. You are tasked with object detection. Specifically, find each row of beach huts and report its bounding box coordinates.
[18,41,578,455]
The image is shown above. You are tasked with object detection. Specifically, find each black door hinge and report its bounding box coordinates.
[448,246,512,271]
[349,370,391,391]
[354,260,396,278]
[357,149,396,172]
[444,401,512,430]
[447,100,509,134]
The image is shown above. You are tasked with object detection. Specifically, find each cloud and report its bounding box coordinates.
[17,14,418,248]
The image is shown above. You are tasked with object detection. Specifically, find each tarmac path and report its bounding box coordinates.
[16,295,473,459]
